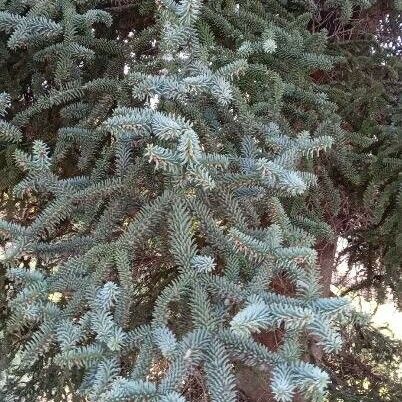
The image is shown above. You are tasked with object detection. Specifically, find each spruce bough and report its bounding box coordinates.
[0,1,348,401]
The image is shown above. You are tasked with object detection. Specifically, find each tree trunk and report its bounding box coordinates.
[236,366,275,401]
[316,238,338,296]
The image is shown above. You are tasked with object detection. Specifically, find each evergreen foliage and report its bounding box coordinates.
[324,313,402,401]
[288,2,402,399]
[0,0,347,400]
[0,0,399,401]
[329,33,402,306]
[296,0,402,306]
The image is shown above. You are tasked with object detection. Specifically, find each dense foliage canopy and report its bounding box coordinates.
[0,1,400,401]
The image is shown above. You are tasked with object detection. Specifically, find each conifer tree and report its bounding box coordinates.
[277,2,402,399]
[322,4,402,306]
[0,0,379,401]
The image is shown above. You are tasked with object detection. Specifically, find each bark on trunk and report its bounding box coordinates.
[316,238,338,296]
